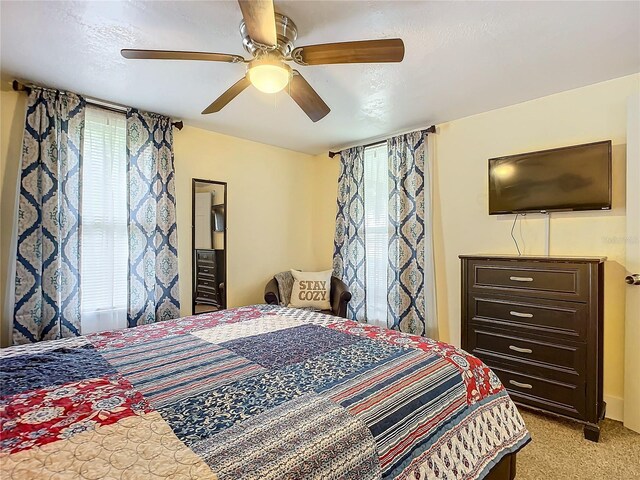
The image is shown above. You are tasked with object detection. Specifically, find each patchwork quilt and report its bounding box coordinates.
[0,306,530,479]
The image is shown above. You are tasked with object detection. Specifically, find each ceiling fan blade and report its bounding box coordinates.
[291,39,405,66]
[288,71,330,122]
[202,76,251,114]
[237,0,277,47]
[121,49,245,63]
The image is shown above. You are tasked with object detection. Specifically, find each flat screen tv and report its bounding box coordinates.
[488,140,612,215]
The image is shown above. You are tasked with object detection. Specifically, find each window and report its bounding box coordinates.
[363,144,389,327]
[80,107,128,334]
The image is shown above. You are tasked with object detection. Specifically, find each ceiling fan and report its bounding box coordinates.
[121,0,405,122]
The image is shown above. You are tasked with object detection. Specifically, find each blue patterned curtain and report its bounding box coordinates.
[126,109,180,327]
[13,88,86,344]
[332,146,367,321]
[387,130,432,336]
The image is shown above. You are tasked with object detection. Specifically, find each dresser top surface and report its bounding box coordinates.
[459,254,607,263]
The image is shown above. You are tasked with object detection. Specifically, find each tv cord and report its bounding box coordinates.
[511,214,521,256]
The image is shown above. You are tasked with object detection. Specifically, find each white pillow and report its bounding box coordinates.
[288,270,332,310]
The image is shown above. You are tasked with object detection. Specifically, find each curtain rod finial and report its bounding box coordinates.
[172,120,184,131]
[12,80,31,94]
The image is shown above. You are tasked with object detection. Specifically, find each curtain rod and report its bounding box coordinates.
[12,80,183,131]
[328,124,436,158]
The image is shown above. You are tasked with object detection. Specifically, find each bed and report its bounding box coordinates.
[0,305,529,479]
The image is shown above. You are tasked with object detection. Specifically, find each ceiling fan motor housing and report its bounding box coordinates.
[240,13,298,58]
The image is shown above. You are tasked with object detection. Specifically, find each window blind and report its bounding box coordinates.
[80,107,128,334]
[364,144,389,327]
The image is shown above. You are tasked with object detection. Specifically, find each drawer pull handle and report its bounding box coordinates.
[509,276,534,282]
[509,380,533,389]
[509,345,533,354]
[510,310,533,318]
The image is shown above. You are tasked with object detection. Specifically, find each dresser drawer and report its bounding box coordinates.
[468,327,585,378]
[468,260,590,302]
[196,289,219,302]
[197,278,218,289]
[197,283,218,295]
[197,250,215,261]
[198,265,217,277]
[197,273,217,285]
[469,294,587,341]
[488,364,585,420]
[197,259,216,269]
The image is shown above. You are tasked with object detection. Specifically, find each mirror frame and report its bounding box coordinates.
[191,178,228,314]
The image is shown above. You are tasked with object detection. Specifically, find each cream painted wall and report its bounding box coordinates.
[173,125,321,313]
[0,89,26,347]
[0,89,324,346]
[311,153,340,270]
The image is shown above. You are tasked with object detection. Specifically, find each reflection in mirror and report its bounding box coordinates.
[192,179,227,314]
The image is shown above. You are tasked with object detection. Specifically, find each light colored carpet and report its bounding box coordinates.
[517,410,640,479]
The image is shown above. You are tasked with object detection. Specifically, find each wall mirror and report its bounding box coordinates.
[192,179,227,314]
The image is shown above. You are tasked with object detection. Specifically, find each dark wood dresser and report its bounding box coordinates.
[460,255,605,441]
[195,249,223,310]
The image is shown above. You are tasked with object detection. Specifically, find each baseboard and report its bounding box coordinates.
[604,395,623,421]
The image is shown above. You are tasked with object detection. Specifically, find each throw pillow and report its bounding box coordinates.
[289,270,332,310]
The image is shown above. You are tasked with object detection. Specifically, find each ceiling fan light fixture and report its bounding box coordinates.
[247,57,292,94]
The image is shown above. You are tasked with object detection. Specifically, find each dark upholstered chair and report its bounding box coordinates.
[264,276,352,318]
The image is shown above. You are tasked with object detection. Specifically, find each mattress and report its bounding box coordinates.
[0,305,530,479]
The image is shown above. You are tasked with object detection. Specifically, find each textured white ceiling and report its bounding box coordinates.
[1,1,639,154]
